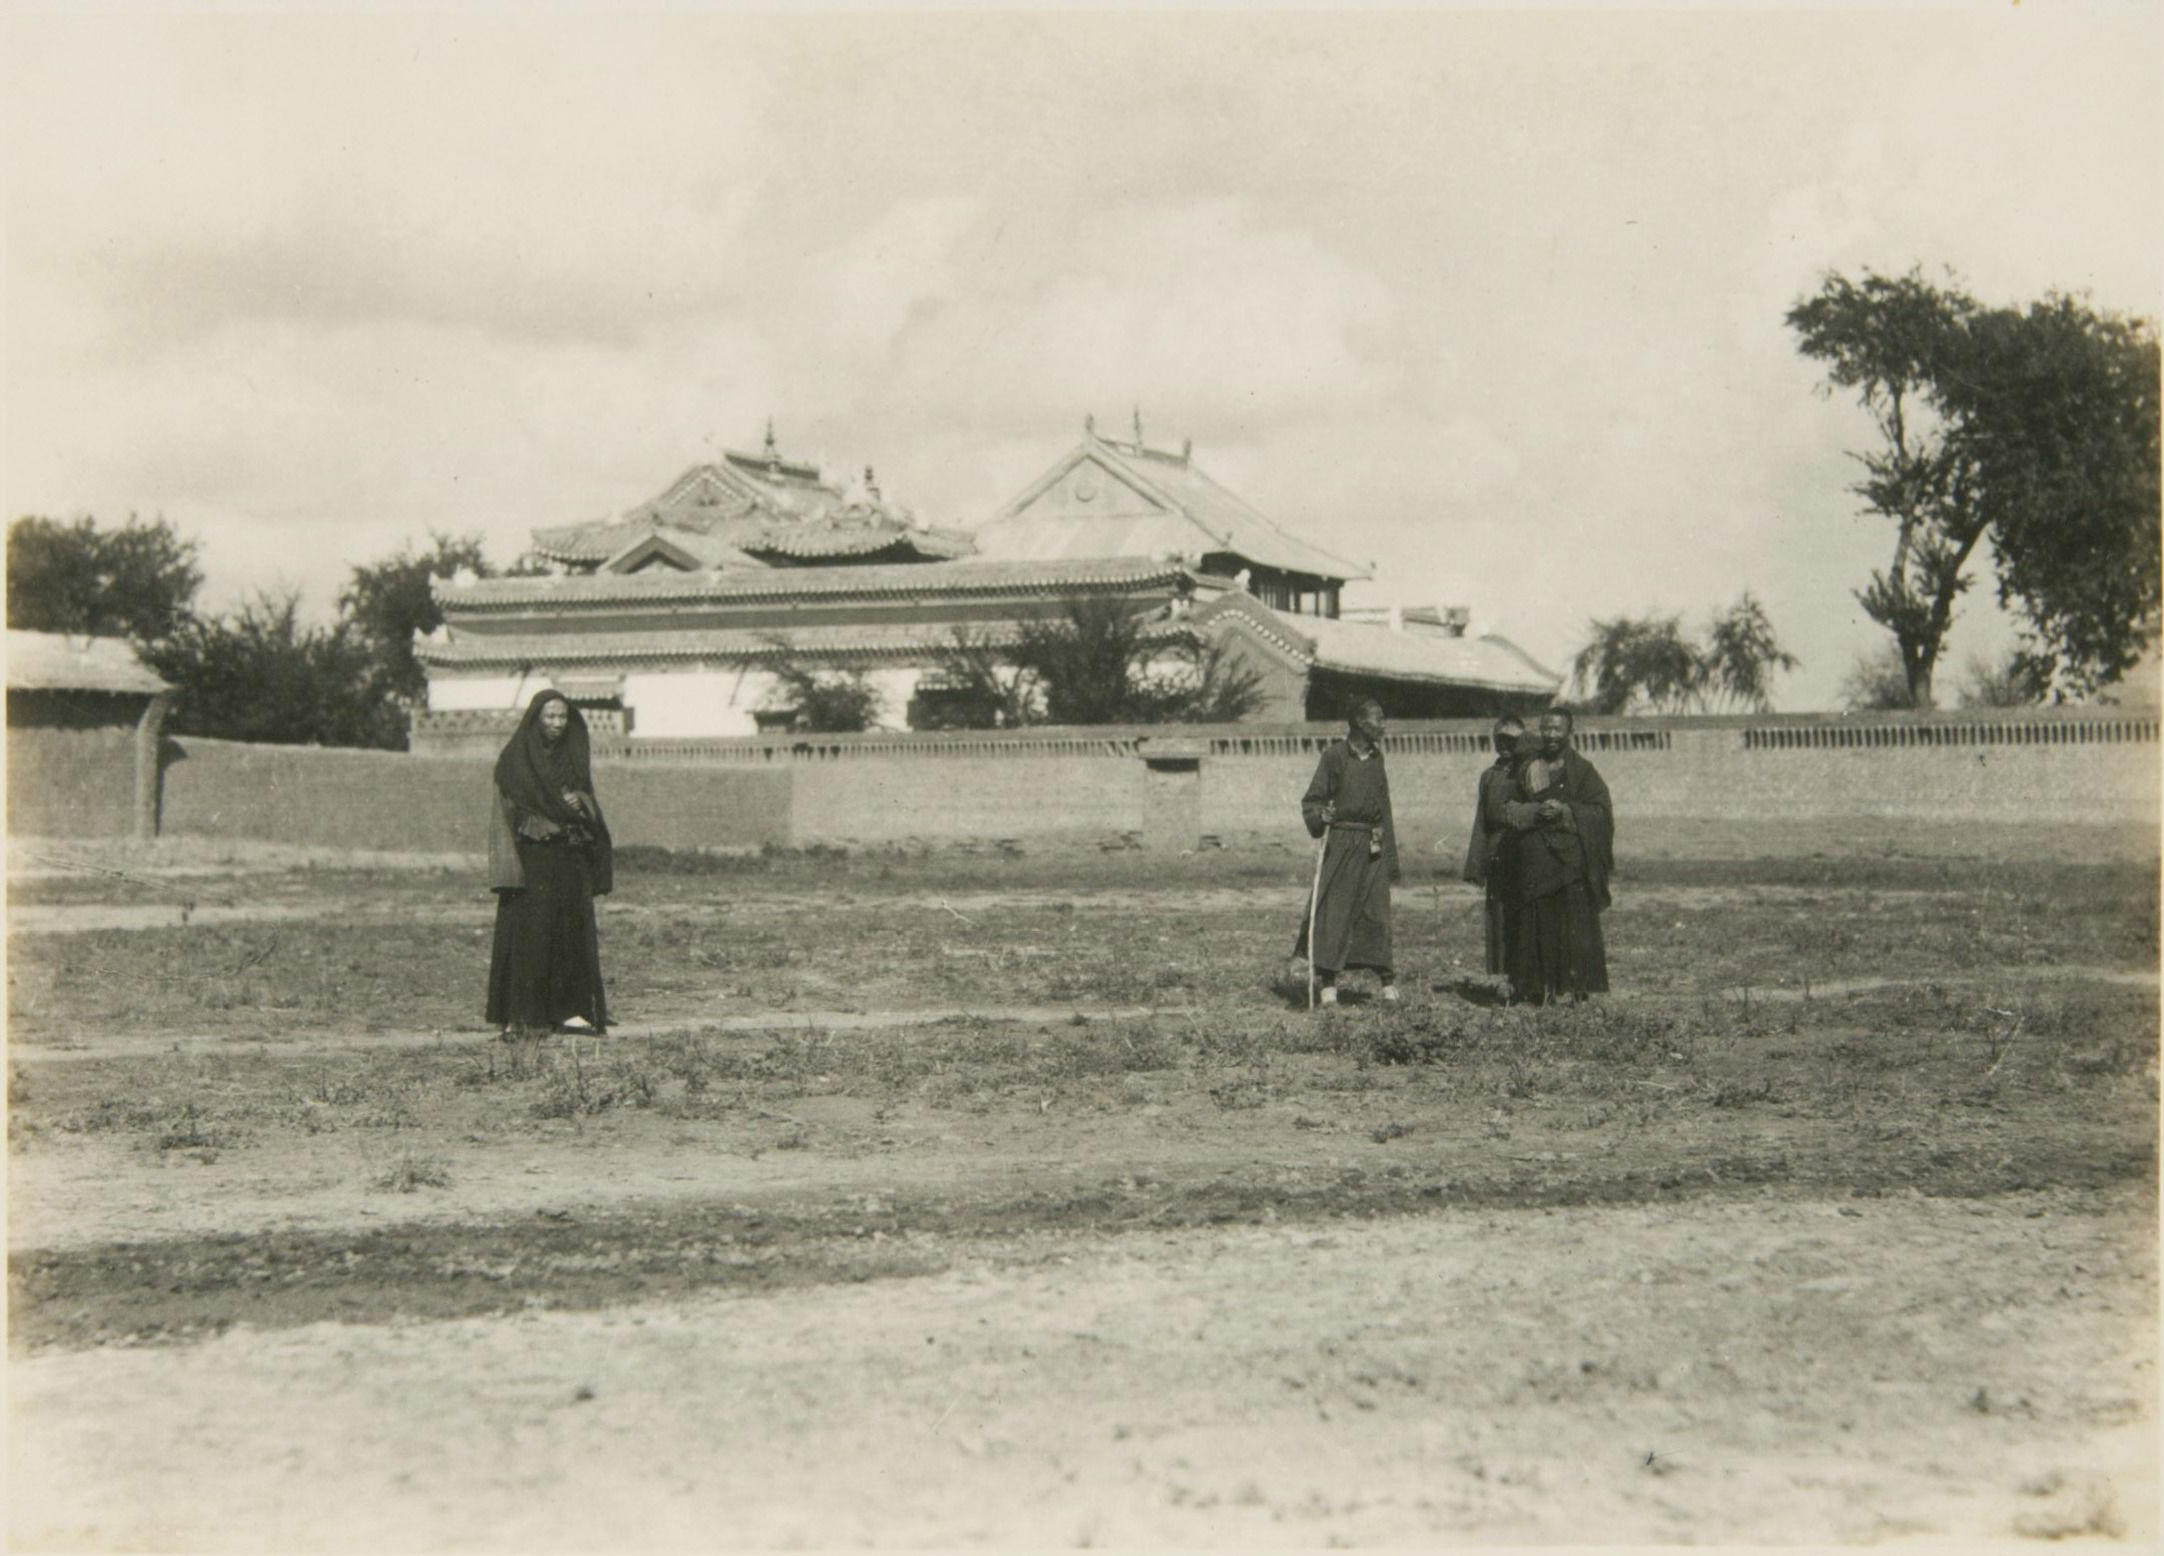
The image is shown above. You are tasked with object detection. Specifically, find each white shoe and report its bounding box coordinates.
[1380,985,1401,1004]
[1319,986,1339,1007]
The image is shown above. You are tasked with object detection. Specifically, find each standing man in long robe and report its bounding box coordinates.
[1293,699,1401,1007]
[1461,714,1526,978]
[1500,708,1613,1004]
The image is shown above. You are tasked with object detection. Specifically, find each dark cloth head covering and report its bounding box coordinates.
[494,690,613,895]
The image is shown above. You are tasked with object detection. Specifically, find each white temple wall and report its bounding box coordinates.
[624,668,779,738]
[863,667,926,731]
[430,663,931,736]
[425,672,552,712]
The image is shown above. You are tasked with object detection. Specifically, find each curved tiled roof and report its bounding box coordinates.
[747,520,975,562]
[424,571,1555,697]
[532,449,937,567]
[434,556,1191,612]
[602,530,763,572]
[1193,594,1561,694]
[418,615,1201,671]
[1300,612,1562,693]
[974,435,1369,583]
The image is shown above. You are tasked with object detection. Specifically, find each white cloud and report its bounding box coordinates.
[4,8,2155,707]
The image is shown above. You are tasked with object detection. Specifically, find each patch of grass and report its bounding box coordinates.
[372,1150,452,1192]
[150,1103,235,1161]
[531,1044,652,1120]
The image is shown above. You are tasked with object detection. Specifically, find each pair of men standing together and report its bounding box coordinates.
[1294,702,1614,1007]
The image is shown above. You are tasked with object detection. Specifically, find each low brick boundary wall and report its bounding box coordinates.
[153,738,792,854]
[10,709,2155,857]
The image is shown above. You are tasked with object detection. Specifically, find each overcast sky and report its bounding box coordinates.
[6,5,2158,709]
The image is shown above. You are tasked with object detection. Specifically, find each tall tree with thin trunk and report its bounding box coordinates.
[1786,269,1982,710]
[1788,267,2159,705]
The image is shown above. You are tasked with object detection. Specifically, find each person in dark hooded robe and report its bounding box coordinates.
[1499,708,1612,1004]
[1292,700,1401,1006]
[1461,714,1527,978]
[486,690,613,1036]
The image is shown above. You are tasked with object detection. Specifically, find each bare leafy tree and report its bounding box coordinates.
[1568,613,1704,715]
[1837,645,1916,712]
[1013,596,1149,724]
[1132,637,1268,725]
[759,638,883,732]
[919,627,1041,730]
[1010,596,1267,725]
[1571,595,1799,715]
[1956,648,2049,709]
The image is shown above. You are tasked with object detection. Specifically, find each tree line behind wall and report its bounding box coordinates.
[3,519,534,750]
[11,264,2153,749]
[3,519,1268,745]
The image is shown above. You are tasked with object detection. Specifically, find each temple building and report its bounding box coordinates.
[414,419,1559,743]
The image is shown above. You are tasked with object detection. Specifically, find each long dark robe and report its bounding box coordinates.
[1463,757,1522,976]
[1291,740,1400,976]
[1499,745,1613,1004]
[485,691,613,1033]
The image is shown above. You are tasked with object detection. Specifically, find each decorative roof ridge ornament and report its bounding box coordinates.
[764,417,780,472]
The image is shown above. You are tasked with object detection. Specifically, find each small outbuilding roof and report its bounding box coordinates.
[1191,593,1562,695]
[3,630,171,695]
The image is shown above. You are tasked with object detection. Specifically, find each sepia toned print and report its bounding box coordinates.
[5,6,2157,1550]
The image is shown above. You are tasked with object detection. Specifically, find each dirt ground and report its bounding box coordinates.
[6,829,2158,1549]
[12,1194,2155,1550]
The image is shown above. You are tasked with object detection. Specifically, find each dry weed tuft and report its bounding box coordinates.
[372,1149,452,1192]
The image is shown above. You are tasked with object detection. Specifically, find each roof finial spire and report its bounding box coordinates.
[1182,436,1193,463]
[1132,405,1144,450]
[763,417,779,470]
[863,465,880,500]
[1084,412,1095,438]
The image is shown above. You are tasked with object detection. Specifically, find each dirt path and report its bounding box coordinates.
[10,1192,2153,1550]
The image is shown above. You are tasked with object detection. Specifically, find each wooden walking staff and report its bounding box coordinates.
[1306,819,1329,1011]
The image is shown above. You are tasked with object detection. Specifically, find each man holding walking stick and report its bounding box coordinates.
[1292,699,1401,1008]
